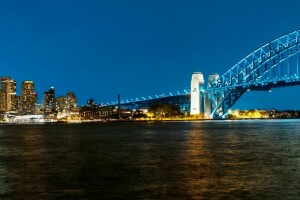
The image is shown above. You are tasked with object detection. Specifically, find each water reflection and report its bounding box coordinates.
[0,128,9,197]
[3,126,50,199]
[181,126,211,198]
[182,121,300,199]
[0,121,299,199]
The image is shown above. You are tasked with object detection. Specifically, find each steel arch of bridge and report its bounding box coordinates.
[209,30,300,118]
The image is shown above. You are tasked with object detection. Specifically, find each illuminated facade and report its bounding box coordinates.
[66,92,77,110]
[21,80,37,114]
[56,96,66,112]
[15,95,22,113]
[43,86,56,114]
[56,92,77,119]
[190,72,204,115]
[0,77,16,112]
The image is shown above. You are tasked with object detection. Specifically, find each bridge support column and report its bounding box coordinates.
[204,92,211,118]
[204,73,219,118]
[210,89,246,119]
[190,72,204,116]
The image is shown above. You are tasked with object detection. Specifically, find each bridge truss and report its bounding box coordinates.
[209,30,300,118]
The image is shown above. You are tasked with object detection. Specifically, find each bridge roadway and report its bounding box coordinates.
[103,94,190,112]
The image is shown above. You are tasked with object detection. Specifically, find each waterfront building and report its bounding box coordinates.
[43,87,56,115]
[56,96,66,112]
[21,80,37,114]
[0,77,17,112]
[80,99,113,120]
[66,92,77,109]
[14,95,22,113]
[56,92,78,120]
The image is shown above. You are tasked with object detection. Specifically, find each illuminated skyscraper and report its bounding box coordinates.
[43,86,56,114]
[56,96,66,112]
[15,95,22,113]
[21,80,37,114]
[66,92,77,109]
[190,72,204,115]
[0,77,16,112]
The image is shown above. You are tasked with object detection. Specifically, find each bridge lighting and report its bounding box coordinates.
[209,30,300,119]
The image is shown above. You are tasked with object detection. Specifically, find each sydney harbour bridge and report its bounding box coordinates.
[104,30,300,119]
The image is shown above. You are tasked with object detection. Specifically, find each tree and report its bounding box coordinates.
[148,103,180,118]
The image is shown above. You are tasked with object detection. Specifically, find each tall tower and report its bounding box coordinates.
[65,92,77,110]
[190,72,204,115]
[56,96,66,112]
[21,80,37,114]
[43,86,56,114]
[204,73,219,118]
[0,77,17,112]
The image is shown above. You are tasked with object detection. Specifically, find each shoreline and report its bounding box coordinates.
[1,117,300,124]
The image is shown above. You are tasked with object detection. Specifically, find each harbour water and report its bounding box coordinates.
[0,120,299,199]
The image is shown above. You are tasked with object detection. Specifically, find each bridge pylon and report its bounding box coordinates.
[190,72,204,116]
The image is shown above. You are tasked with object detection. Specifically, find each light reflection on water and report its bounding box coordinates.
[0,120,299,199]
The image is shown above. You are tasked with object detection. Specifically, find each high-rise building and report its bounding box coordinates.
[15,95,22,113]
[56,96,66,112]
[43,86,56,114]
[0,77,17,112]
[190,72,204,115]
[21,80,37,114]
[66,92,77,109]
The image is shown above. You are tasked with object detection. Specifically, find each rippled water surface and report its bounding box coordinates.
[0,120,300,199]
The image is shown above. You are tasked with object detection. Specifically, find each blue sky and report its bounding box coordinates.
[1,0,300,109]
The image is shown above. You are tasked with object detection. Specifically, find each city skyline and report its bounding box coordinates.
[0,77,76,104]
[1,0,300,109]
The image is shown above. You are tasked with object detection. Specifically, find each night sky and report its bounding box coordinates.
[1,0,300,109]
